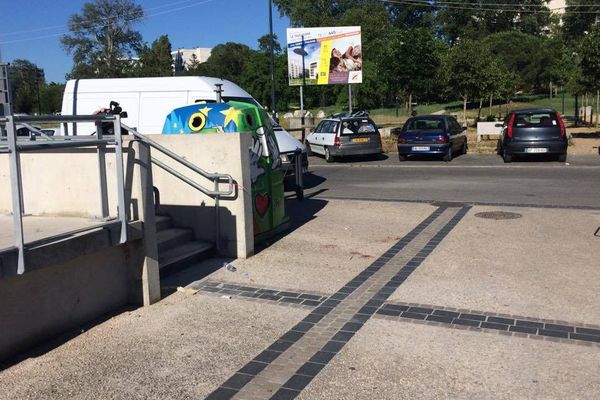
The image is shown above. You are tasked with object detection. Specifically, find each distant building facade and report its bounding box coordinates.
[547,0,566,15]
[172,48,212,72]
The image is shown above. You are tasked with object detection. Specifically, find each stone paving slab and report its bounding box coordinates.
[0,294,308,400]
[390,206,600,324]
[206,200,436,294]
[298,318,600,400]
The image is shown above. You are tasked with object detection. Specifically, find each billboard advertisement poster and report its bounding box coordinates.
[286,26,362,86]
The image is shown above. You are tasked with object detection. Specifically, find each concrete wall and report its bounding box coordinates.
[149,134,253,258]
[0,233,145,361]
[0,133,253,258]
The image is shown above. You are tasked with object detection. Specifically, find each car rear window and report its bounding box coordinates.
[514,112,558,127]
[404,118,445,133]
[341,119,377,135]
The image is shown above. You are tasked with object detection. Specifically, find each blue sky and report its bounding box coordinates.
[0,0,291,82]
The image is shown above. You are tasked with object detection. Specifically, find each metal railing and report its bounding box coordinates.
[1,115,236,271]
[0,114,128,274]
[121,123,235,251]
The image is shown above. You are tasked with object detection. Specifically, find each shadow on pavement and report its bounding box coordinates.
[330,153,389,164]
[284,171,327,191]
[0,305,135,372]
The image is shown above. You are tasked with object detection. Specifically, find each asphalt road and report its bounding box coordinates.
[303,154,600,209]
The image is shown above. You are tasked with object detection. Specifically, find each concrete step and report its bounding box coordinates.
[155,215,172,232]
[156,228,194,253]
[158,240,215,277]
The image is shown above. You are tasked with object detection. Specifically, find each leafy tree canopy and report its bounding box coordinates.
[61,0,144,79]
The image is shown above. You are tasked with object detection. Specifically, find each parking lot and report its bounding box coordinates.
[1,152,599,399]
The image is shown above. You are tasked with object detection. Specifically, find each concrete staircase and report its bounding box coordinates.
[155,214,214,277]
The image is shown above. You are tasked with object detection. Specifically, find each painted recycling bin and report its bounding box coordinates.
[162,101,287,238]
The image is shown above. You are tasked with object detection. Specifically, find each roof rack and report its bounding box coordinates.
[328,110,370,119]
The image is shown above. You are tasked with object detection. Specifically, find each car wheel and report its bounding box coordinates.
[558,153,567,163]
[398,154,407,162]
[503,149,512,163]
[443,147,452,162]
[325,147,334,163]
[305,142,312,157]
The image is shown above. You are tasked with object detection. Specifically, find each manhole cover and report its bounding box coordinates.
[430,201,466,208]
[475,211,522,220]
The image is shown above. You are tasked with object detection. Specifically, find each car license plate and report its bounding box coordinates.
[352,138,369,143]
[412,146,430,151]
[525,148,547,153]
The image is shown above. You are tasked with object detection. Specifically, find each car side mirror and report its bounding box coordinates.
[461,126,467,132]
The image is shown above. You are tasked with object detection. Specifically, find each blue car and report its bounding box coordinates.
[397,115,468,162]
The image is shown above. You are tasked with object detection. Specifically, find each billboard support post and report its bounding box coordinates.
[300,35,306,137]
[268,0,276,120]
[348,85,352,113]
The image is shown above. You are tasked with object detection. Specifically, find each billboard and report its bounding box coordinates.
[287,26,362,86]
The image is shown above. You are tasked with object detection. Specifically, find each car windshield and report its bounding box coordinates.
[405,118,445,133]
[341,119,377,135]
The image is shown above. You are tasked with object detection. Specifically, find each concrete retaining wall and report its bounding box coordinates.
[0,133,253,258]
[0,232,145,361]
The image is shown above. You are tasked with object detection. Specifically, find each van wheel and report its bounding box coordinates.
[305,142,312,157]
[503,150,513,163]
[325,147,334,163]
[558,153,567,163]
[398,154,407,162]
[443,147,452,162]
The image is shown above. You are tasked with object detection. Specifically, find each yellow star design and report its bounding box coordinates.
[199,106,212,116]
[220,107,243,128]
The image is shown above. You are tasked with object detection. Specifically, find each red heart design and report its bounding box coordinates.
[255,193,270,217]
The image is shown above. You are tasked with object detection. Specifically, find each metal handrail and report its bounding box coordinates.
[121,123,234,197]
[0,114,129,275]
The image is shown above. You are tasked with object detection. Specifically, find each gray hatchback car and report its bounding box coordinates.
[498,108,568,163]
[305,113,383,162]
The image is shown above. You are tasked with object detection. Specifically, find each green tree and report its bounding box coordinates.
[8,59,44,114]
[484,31,563,92]
[443,41,496,124]
[135,35,173,77]
[195,42,253,84]
[579,27,600,91]
[61,0,144,78]
[40,83,66,114]
[563,0,600,42]
[384,28,445,114]
[258,34,282,55]
[439,0,552,43]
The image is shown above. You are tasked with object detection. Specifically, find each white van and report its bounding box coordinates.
[60,76,306,173]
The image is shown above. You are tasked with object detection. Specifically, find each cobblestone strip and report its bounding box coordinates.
[194,282,600,347]
[192,281,328,309]
[204,206,467,400]
[374,302,600,346]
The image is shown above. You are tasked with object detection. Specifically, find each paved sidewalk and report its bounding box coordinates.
[1,199,599,399]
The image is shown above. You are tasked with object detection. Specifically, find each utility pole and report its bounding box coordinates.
[268,0,276,120]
